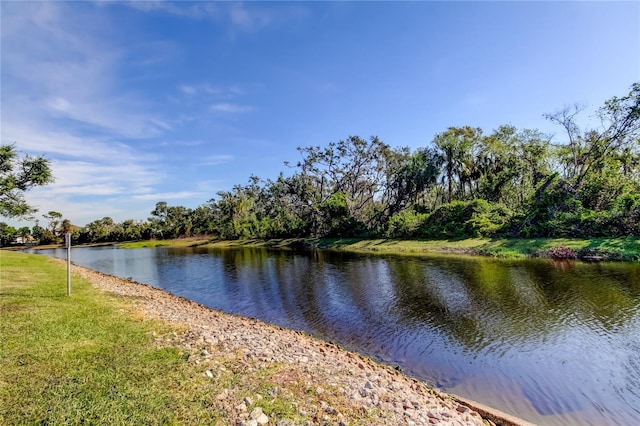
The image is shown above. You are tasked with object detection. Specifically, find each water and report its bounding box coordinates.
[30,246,640,425]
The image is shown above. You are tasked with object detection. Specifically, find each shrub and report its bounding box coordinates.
[418,199,511,239]
[386,210,430,238]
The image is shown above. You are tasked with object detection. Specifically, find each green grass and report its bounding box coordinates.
[0,251,222,424]
[194,236,640,261]
[120,237,210,249]
[473,236,640,260]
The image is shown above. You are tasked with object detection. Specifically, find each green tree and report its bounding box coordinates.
[149,202,194,239]
[0,144,54,218]
[16,226,32,241]
[294,136,394,234]
[433,126,481,203]
[0,222,17,246]
[545,82,640,192]
[384,147,442,216]
[43,211,63,237]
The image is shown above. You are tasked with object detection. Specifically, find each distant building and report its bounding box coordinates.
[14,235,36,245]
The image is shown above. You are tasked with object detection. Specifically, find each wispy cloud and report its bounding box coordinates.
[197,155,235,166]
[1,122,159,164]
[50,159,161,194]
[227,3,273,32]
[159,140,205,147]
[121,1,286,33]
[179,83,244,99]
[122,1,220,20]
[2,2,171,140]
[0,2,179,225]
[132,191,206,201]
[22,155,166,225]
[211,103,254,113]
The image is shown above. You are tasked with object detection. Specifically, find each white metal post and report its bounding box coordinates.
[66,232,71,296]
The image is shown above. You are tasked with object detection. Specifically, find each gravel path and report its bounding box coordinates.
[68,261,496,426]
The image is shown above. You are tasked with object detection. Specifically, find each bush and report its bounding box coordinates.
[614,193,640,212]
[386,210,430,238]
[319,192,365,237]
[418,199,511,239]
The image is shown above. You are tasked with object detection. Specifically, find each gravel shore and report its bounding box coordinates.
[67,260,504,426]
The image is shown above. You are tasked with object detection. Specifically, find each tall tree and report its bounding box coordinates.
[294,136,392,234]
[433,126,482,203]
[0,222,17,246]
[545,82,640,191]
[0,144,53,218]
[43,211,63,236]
[384,147,442,215]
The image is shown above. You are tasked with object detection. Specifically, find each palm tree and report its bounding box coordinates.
[433,126,480,203]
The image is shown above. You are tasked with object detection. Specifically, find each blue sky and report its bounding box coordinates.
[1,1,639,227]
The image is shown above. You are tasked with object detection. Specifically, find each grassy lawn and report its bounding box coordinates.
[0,251,225,424]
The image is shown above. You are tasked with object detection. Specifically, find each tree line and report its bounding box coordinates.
[2,83,639,246]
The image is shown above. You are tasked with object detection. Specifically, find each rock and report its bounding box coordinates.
[427,410,441,420]
[456,404,470,413]
[250,407,264,420]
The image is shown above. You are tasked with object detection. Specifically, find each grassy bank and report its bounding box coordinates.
[120,236,640,261]
[318,237,640,261]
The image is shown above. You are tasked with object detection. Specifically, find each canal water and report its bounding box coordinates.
[30,246,640,425]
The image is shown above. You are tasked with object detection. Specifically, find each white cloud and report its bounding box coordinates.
[122,1,220,20]
[121,1,280,33]
[179,85,197,95]
[19,189,157,226]
[132,191,206,201]
[159,139,205,147]
[211,103,254,113]
[1,122,158,164]
[179,83,244,99]
[50,159,161,194]
[227,3,273,32]
[1,2,171,140]
[197,155,235,166]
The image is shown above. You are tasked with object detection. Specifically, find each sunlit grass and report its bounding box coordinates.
[193,236,640,261]
[119,237,210,248]
[0,251,224,425]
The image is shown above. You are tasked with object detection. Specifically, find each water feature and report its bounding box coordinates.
[29,245,640,425]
